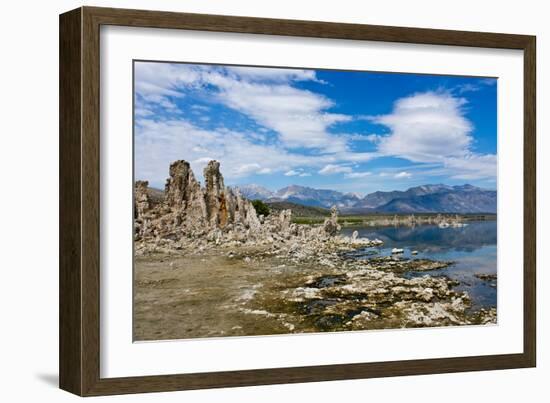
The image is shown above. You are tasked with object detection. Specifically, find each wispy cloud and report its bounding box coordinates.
[345,171,372,179]
[134,63,496,191]
[135,118,339,186]
[135,62,354,153]
[455,83,480,94]
[453,77,497,94]
[318,164,353,175]
[283,168,312,177]
[234,163,262,175]
[284,169,301,176]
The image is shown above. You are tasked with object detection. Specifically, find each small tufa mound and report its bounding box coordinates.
[322,206,341,236]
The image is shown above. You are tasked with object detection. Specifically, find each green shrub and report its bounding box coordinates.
[251,199,270,216]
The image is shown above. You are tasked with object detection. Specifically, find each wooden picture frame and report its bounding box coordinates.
[59,6,536,396]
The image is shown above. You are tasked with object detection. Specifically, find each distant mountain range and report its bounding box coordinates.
[234,183,496,214]
[234,184,361,209]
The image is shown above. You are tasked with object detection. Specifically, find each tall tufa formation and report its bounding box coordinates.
[164,160,208,223]
[165,160,194,206]
[134,160,262,241]
[203,160,229,228]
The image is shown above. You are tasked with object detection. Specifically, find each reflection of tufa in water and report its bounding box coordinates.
[438,215,468,229]
[364,213,474,229]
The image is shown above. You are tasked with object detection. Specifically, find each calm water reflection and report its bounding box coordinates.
[342,220,497,310]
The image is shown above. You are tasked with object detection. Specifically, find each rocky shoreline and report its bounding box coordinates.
[133,160,496,340]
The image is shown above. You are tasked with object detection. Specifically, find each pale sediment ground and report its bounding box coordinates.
[134,249,297,340]
[134,243,496,341]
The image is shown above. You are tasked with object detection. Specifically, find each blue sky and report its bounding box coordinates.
[134,61,497,195]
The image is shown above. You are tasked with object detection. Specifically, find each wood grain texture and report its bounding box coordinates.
[59,8,82,396]
[523,38,537,367]
[84,354,532,396]
[81,6,102,396]
[59,6,537,396]
[86,6,532,49]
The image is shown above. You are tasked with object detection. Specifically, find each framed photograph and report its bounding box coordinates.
[59,6,536,396]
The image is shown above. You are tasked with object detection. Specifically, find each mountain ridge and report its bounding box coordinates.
[234,183,496,214]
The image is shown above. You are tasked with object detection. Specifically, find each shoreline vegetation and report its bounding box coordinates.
[264,200,496,226]
[292,213,496,226]
[133,160,497,341]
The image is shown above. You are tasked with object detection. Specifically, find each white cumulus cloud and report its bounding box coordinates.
[372,91,496,181]
[394,171,412,179]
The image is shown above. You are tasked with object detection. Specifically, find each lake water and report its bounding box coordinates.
[341,220,497,310]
